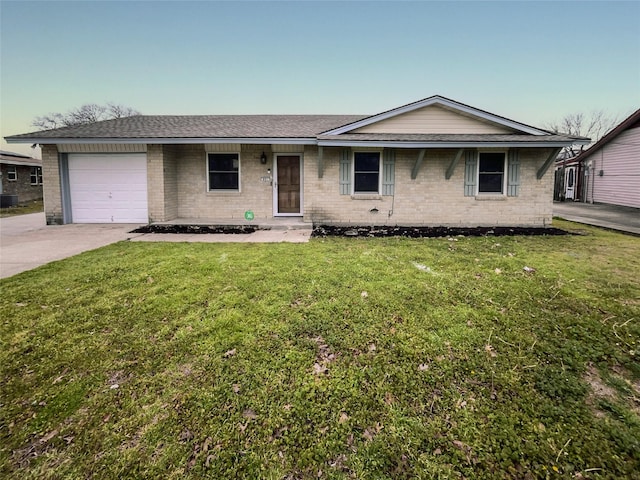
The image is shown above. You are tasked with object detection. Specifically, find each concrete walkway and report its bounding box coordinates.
[0,213,311,279]
[553,202,640,235]
[130,228,311,244]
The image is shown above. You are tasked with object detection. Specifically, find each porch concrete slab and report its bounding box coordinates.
[0,213,144,279]
[553,202,640,235]
[154,217,310,230]
[130,228,311,243]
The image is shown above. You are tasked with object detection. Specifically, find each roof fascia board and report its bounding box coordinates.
[317,140,581,148]
[321,96,549,136]
[7,135,586,149]
[6,137,316,145]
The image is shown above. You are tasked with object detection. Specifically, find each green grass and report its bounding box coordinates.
[0,199,43,218]
[1,220,639,479]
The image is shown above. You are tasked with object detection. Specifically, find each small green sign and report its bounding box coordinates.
[244,210,255,221]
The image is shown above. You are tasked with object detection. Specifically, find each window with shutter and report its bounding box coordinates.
[353,152,380,193]
[478,152,506,194]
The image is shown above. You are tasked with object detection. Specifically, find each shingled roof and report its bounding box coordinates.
[6,115,367,141]
[0,150,41,166]
[5,95,589,148]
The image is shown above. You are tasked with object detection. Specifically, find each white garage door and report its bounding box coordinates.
[68,153,148,223]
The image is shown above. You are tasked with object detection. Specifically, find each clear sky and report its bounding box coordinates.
[1,0,639,158]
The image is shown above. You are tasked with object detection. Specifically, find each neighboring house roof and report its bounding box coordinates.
[0,150,42,167]
[5,95,588,148]
[572,108,640,163]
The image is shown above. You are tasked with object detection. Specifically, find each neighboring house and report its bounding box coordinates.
[562,108,639,208]
[553,150,585,202]
[5,96,587,226]
[0,150,43,204]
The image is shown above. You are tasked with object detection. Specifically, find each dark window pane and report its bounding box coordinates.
[479,153,505,173]
[208,153,239,190]
[354,152,380,172]
[479,173,503,193]
[478,153,504,193]
[209,172,238,189]
[354,152,380,193]
[208,153,238,172]
[355,172,379,192]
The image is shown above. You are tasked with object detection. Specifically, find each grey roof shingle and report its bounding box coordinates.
[5,114,585,147]
[0,150,42,166]
[7,115,368,140]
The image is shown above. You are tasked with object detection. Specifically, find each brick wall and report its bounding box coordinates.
[304,146,555,227]
[1,165,43,203]
[163,145,178,220]
[146,145,164,222]
[39,142,555,227]
[152,143,554,226]
[147,144,180,222]
[175,144,275,220]
[41,145,63,225]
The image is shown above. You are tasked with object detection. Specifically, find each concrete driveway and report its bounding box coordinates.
[0,213,141,279]
[0,213,312,279]
[553,202,640,235]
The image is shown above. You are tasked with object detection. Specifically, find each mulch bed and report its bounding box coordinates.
[130,225,259,234]
[131,224,571,238]
[311,225,571,238]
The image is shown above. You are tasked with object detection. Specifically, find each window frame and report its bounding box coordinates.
[477,151,507,195]
[7,166,17,182]
[30,167,43,185]
[352,150,382,195]
[206,152,241,192]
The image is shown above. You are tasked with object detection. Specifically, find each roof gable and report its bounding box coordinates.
[350,104,516,135]
[323,95,548,136]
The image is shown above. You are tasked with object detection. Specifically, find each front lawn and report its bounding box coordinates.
[0,199,44,218]
[1,220,638,479]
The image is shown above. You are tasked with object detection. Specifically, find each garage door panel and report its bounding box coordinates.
[68,154,148,223]
[73,208,112,223]
[111,208,148,223]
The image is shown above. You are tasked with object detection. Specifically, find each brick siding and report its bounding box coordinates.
[304,146,554,227]
[1,165,43,203]
[41,143,555,227]
[41,145,63,225]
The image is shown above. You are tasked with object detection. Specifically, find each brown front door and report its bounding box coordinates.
[276,155,301,214]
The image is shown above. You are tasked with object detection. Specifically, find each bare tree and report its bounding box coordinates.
[545,110,619,158]
[32,103,141,130]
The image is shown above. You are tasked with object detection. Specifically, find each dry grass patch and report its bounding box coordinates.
[0,199,43,218]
